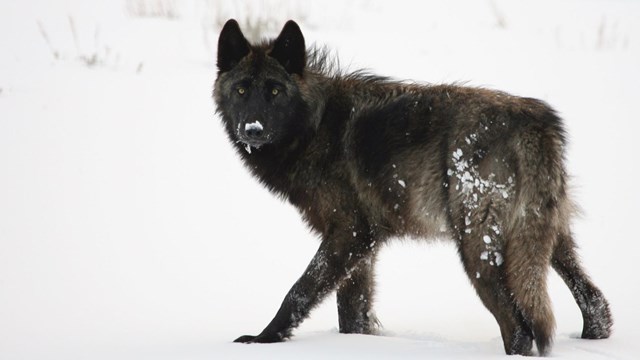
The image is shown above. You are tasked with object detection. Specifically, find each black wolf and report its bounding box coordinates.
[213,19,612,356]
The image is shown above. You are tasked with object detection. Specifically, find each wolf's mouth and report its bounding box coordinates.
[236,136,267,154]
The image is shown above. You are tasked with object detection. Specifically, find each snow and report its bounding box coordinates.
[245,120,263,132]
[1,0,640,359]
[494,252,504,267]
[480,251,490,261]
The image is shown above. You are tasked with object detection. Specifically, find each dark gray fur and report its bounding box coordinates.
[213,19,612,356]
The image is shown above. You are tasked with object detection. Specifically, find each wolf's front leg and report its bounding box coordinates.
[234,233,376,343]
[337,251,380,334]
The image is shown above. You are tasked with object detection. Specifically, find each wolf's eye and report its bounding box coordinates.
[271,88,279,96]
[237,87,245,95]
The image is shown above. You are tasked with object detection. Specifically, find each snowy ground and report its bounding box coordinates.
[1,0,639,359]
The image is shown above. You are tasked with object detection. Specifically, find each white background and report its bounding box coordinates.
[1,0,639,358]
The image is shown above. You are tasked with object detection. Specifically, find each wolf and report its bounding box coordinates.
[213,19,612,356]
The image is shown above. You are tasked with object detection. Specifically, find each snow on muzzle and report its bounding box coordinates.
[237,120,267,153]
[244,120,264,139]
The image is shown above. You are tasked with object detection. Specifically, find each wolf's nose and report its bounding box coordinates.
[244,121,264,139]
[245,127,263,138]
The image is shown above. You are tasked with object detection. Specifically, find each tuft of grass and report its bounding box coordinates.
[488,0,507,29]
[216,1,309,37]
[596,16,627,51]
[125,0,180,19]
[35,17,130,71]
[37,20,60,60]
[200,0,311,55]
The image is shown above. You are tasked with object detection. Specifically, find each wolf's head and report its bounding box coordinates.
[214,20,309,152]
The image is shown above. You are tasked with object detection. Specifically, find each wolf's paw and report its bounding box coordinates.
[582,296,613,339]
[504,326,534,356]
[234,335,258,343]
[582,318,613,339]
[234,332,283,344]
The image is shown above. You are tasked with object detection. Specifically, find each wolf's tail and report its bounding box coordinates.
[505,105,570,355]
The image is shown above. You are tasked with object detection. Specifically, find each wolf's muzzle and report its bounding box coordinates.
[239,120,268,147]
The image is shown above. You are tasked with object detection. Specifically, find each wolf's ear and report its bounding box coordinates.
[217,19,250,73]
[270,20,306,75]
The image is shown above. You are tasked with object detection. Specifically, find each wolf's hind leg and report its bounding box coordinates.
[552,231,613,339]
[504,214,557,356]
[457,214,533,356]
[337,252,380,335]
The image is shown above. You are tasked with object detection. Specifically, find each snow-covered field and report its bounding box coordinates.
[1,0,639,359]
